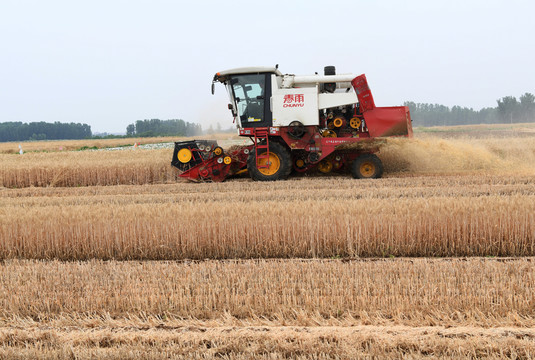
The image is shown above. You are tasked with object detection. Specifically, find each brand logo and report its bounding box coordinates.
[283,94,305,108]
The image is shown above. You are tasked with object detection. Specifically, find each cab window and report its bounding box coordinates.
[230,74,265,123]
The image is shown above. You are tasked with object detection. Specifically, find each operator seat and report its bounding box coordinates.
[245,101,263,122]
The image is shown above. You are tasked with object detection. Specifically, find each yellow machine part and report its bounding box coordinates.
[258,153,280,176]
[224,156,232,164]
[322,129,337,138]
[213,147,223,156]
[360,161,376,178]
[350,117,362,129]
[295,159,305,168]
[333,117,344,128]
[318,160,333,173]
[177,148,192,163]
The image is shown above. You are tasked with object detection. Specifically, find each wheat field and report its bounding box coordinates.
[1,136,534,188]
[2,128,535,359]
[1,175,534,260]
[0,149,180,187]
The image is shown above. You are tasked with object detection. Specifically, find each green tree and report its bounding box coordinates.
[125,119,201,137]
[126,124,135,136]
[0,122,91,142]
[519,93,535,122]
[497,96,519,123]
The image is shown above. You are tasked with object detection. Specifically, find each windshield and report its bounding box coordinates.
[230,74,265,123]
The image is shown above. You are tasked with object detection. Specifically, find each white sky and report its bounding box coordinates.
[1,0,534,133]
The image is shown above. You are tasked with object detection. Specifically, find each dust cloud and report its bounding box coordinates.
[379,136,535,175]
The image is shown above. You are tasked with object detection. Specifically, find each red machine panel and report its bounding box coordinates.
[363,106,413,138]
[352,74,376,112]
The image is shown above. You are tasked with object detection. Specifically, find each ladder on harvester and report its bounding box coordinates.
[254,127,269,169]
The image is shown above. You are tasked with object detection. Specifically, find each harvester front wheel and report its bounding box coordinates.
[351,154,384,179]
[247,141,292,181]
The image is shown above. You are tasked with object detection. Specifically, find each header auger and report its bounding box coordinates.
[171,65,413,182]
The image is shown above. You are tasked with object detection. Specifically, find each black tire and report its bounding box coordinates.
[247,141,292,181]
[351,153,384,179]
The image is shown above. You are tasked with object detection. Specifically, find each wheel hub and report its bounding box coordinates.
[360,161,376,177]
[258,153,281,176]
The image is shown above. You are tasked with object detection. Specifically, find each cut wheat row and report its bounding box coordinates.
[2,323,535,359]
[1,259,535,327]
[2,175,534,206]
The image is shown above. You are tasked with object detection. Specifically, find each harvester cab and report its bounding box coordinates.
[172,65,413,182]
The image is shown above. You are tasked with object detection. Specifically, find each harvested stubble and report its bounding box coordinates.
[0,137,176,154]
[2,323,535,359]
[414,121,535,136]
[1,176,534,260]
[1,259,535,358]
[1,258,535,325]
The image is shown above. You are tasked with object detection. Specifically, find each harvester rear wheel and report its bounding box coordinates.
[351,154,384,179]
[247,141,292,181]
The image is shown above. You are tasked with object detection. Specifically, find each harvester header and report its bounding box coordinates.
[172,65,412,182]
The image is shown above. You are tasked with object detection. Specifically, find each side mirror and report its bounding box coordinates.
[228,104,236,117]
[211,82,215,95]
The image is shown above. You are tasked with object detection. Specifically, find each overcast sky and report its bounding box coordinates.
[1,0,534,133]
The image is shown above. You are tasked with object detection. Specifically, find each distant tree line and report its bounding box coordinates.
[0,121,92,142]
[0,118,204,142]
[2,92,533,142]
[405,92,535,127]
[126,119,202,137]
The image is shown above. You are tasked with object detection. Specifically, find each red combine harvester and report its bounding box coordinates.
[171,65,412,182]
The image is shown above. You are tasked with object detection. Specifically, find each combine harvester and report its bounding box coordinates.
[171,65,412,182]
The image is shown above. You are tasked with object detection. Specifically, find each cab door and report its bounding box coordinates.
[230,73,272,128]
